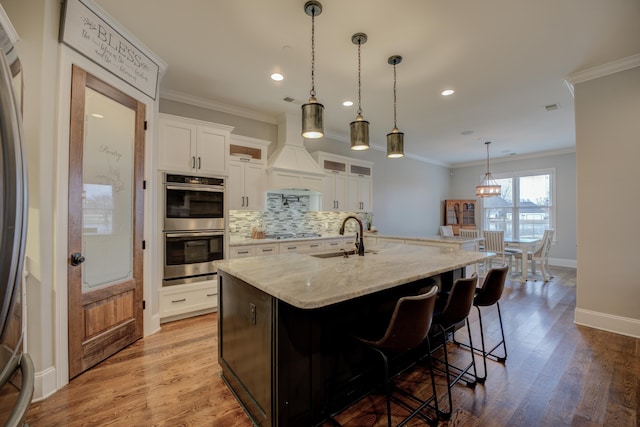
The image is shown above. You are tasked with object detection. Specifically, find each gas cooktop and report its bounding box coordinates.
[265,232,323,240]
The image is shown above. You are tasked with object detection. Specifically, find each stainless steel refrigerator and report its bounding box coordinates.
[0,10,34,426]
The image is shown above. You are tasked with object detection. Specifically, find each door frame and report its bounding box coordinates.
[52,47,161,392]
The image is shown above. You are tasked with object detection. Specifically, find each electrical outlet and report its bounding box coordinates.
[250,303,256,325]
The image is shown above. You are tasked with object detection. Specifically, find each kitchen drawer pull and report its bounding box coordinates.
[197,157,201,169]
[206,293,216,297]
[310,244,319,248]
[261,248,273,252]
[192,156,196,169]
[237,250,250,254]
[287,246,297,250]
[171,298,187,303]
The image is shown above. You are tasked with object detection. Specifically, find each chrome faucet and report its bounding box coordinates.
[339,216,365,256]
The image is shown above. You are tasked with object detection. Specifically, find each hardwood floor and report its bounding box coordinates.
[26,267,639,426]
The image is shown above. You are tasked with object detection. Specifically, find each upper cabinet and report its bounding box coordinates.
[227,135,271,210]
[312,152,348,211]
[311,151,373,212]
[444,199,476,235]
[158,114,233,176]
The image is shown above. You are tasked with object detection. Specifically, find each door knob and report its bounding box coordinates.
[70,252,85,266]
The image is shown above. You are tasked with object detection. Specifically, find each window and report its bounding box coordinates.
[481,169,554,240]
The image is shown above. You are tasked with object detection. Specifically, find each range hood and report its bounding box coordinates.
[266,112,326,193]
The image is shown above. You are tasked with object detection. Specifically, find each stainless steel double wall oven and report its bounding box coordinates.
[163,173,225,286]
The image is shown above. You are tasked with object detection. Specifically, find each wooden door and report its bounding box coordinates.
[68,65,145,379]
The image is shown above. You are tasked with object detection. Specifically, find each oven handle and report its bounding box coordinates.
[165,231,225,239]
[165,185,225,193]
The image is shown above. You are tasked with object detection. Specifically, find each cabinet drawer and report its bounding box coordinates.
[229,246,256,258]
[160,286,218,318]
[255,244,279,256]
[279,240,325,254]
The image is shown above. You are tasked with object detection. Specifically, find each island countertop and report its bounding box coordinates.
[216,242,493,309]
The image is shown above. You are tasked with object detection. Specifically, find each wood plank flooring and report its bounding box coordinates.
[25,267,639,426]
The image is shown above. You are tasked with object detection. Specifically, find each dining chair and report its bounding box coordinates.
[440,225,454,237]
[350,286,440,427]
[455,265,509,383]
[513,229,555,281]
[482,230,512,271]
[458,229,478,239]
[428,276,478,419]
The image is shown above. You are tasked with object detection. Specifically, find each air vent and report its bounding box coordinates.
[283,97,295,103]
[545,103,559,111]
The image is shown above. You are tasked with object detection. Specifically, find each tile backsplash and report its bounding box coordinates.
[229,193,371,236]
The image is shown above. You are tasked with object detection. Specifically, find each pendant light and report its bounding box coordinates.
[476,141,502,197]
[386,55,404,158]
[350,33,369,150]
[301,1,324,139]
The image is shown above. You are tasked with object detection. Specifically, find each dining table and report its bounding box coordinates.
[505,237,541,282]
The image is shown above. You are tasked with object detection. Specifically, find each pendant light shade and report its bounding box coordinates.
[386,55,404,158]
[350,33,369,150]
[301,1,324,139]
[476,141,501,197]
[387,127,404,158]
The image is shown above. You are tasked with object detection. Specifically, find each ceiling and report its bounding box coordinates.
[94,0,640,166]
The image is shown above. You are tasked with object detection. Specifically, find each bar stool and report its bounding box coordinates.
[428,276,478,419]
[456,265,509,383]
[350,286,440,427]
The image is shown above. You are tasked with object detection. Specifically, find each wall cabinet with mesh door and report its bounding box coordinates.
[227,135,270,210]
[444,199,476,235]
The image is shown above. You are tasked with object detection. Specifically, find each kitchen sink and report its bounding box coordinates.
[311,249,377,258]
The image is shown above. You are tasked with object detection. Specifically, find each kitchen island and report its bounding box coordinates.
[216,243,493,426]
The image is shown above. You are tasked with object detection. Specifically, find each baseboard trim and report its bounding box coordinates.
[549,257,576,268]
[574,308,640,339]
[32,366,57,402]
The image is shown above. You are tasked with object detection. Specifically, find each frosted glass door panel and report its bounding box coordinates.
[81,87,135,290]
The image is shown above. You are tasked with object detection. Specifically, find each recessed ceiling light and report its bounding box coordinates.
[91,113,104,119]
[342,100,354,107]
[441,89,455,96]
[271,73,284,81]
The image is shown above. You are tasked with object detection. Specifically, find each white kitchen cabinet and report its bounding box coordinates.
[227,135,270,210]
[348,175,372,212]
[321,172,348,211]
[312,151,373,212]
[159,279,218,323]
[158,114,233,176]
[228,161,265,210]
[313,151,349,211]
[348,159,373,212]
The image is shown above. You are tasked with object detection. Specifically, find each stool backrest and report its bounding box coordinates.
[374,286,439,352]
[459,229,478,238]
[474,265,509,307]
[435,276,478,327]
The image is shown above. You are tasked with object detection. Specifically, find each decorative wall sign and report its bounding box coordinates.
[59,0,159,99]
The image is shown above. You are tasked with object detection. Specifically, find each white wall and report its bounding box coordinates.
[574,65,640,337]
[450,151,577,265]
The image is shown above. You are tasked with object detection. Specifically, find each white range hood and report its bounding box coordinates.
[266,112,325,193]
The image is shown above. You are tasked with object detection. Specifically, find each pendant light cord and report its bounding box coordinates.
[310,7,316,98]
[393,62,398,128]
[485,142,491,174]
[357,40,362,116]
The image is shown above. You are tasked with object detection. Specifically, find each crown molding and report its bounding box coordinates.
[160,89,278,124]
[565,53,640,85]
[450,147,576,169]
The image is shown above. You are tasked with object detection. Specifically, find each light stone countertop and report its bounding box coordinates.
[216,242,494,309]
